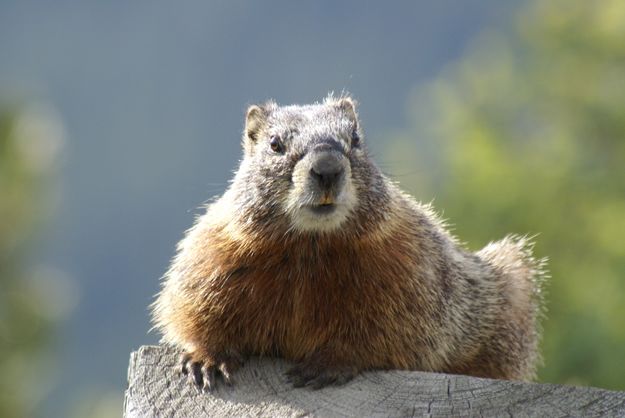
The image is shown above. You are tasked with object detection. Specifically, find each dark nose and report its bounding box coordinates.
[310,152,345,190]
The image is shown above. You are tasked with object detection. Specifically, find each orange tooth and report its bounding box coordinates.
[321,194,334,205]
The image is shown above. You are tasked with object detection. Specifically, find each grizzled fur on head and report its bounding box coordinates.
[230,94,390,235]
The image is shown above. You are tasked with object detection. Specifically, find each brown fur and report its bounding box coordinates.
[151,96,546,390]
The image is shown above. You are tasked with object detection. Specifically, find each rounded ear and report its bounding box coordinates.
[244,105,268,143]
[336,97,359,130]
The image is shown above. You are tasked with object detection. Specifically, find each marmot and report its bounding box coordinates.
[151,95,545,391]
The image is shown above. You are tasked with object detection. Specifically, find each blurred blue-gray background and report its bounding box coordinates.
[3,1,625,416]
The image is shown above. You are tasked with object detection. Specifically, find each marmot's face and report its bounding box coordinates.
[242,97,366,233]
[284,129,357,233]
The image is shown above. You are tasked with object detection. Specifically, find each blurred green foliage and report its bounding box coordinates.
[390,0,625,389]
[0,103,63,417]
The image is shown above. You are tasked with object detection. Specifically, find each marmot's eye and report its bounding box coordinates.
[269,135,284,153]
[351,130,360,146]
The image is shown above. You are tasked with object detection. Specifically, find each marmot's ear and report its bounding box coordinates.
[336,97,359,130]
[244,104,268,143]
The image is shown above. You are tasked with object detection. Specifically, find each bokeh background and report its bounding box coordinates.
[2,0,625,416]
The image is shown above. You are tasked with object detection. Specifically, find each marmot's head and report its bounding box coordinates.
[232,95,387,234]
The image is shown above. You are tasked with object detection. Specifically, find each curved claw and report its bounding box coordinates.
[201,364,218,392]
[180,353,192,375]
[218,362,235,386]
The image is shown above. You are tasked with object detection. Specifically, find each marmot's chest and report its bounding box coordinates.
[224,245,416,358]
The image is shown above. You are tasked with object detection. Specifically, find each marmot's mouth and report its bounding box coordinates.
[309,203,337,215]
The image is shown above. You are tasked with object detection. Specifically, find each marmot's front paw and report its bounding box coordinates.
[285,359,357,389]
[180,351,243,392]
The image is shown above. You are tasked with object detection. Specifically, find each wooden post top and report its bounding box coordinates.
[124,345,625,417]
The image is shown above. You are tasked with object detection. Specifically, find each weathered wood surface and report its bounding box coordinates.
[124,345,625,417]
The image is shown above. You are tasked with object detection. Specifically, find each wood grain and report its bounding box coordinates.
[124,346,625,417]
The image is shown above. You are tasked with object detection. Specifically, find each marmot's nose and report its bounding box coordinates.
[310,153,345,190]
